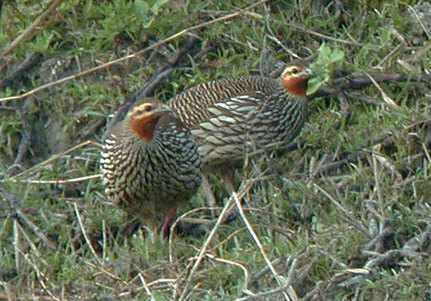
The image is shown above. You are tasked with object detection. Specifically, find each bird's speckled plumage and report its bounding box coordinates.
[169,65,311,171]
[100,99,202,230]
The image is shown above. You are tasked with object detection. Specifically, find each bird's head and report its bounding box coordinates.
[128,101,173,142]
[280,64,313,97]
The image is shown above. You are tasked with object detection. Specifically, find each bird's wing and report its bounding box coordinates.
[169,76,274,128]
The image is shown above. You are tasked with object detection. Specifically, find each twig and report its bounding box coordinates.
[138,273,155,301]
[206,254,255,297]
[73,202,101,264]
[299,281,325,301]
[408,5,431,40]
[354,93,389,106]
[178,196,235,301]
[16,221,51,266]
[0,0,270,103]
[288,23,365,47]
[376,44,404,69]
[402,225,431,256]
[0,53,43,90]
[9,109,33,176]
[10,140,101,179]
[313,72,431,99]
[313,129,398,176]
[363,227,394,253]
[168,206,223,261]
[15,247,60,301]
[209,227,247,251]
[79,118,106,140]
[5,174,101,185]
[136,68,175,98]
[248,257,290,287]
[313,184,370,236]
[232,191,296,301]
[85,261,129,285]
[15,208,57,250]
[177,182,253,301]
[364,72,401,110]
[363,249,402,270]
[422,142,431,164]
[13,219,20,274]
[133,37,200,99]
[1,0,62,59]
[14,116,31,166]
[236,281,298,301]
[102,220,107,261]
[265,33,299,59]
[371,147,383,204]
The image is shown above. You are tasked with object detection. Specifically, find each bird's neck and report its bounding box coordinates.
[281,76,308,97]
[129,115,160,142]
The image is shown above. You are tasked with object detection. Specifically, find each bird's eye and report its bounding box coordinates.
[143,105,153,112]
[290,68,299,74]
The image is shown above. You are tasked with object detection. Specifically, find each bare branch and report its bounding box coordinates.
[0,0,270,103]
[0,0,62,59]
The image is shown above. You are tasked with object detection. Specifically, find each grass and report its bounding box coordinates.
[1,0,431,300]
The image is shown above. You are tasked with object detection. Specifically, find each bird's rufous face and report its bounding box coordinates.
[280,65,313,97]
[128,103,164,142]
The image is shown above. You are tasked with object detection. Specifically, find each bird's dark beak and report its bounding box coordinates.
[302,67,313,79]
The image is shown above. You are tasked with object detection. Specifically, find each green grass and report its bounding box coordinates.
[1,0,430,299]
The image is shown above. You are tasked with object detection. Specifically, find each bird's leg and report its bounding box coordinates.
[201,173,217,218]
[222,170,236,195]
[160,207,177,238]
[220,169,241,225]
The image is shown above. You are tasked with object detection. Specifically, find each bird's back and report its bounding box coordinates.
[170,76,279,128]
[169,75,308,169]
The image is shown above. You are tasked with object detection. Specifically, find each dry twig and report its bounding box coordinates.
[177,181,253,301]
[15,208,57,250]
[73,203,102,264]
[314,72,431,99]
[9,140,101,179]
[1,0,62,59]
[0,0,270,103]
[233,191,297,301]
[0,53,43,90]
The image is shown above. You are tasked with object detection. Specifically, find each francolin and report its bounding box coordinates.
[100,98,202,236]
[169,63,313,202]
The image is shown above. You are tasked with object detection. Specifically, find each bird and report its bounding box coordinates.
[168,63,313,204]
[100,98,202,236]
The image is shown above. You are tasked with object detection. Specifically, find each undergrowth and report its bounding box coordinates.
[0,0,430,300]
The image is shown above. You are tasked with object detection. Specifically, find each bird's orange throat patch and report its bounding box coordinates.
[129,114,160,142]
[282,76,309,97]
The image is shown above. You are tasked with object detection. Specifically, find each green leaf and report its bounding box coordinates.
[330,49,344,63]
[319,43,331,59]
[306,44,345,95]
[306,77,322,95]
